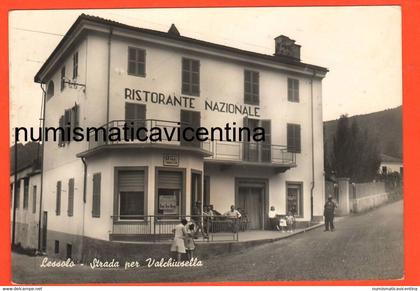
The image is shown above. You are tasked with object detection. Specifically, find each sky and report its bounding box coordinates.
[9,7,402,139]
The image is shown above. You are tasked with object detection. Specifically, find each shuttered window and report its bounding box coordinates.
[180,110,200,147]
[287,123,301,153]
[127,47,146,77]
[58,116,64,147]
[32,185,37,214]
[182,58,200,96]
[60,66,65,91]
[125,103,146,140]
[73,52,78,79]
[157,171,183,216]
[244,70,259,105]
[118,170,145,219]
[92,173,101,218]
[23,178,29,209]
[288,78,299,102]
[56,181,61,216]
[67,178,74,217]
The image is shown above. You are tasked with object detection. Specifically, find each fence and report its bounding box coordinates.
[110,215,240,242]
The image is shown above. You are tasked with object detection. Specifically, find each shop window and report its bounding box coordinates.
[287,78,299,102]
[287,123,301,153]
[92,173,101,218]
[32,185,37,214]
[23,178,29,209]
[127,47,146,77]
[157,170,183,218]
[244,70,259,105]
[67,178,74,217]
[182,58,200,96]
[73,52,78,79]
[118,170,145,220]
[56,181,61,216]
[47,81,54,100]
[286,182,303,218]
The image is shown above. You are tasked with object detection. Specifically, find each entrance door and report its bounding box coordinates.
[41,211,47,252]
[238,186,263,229]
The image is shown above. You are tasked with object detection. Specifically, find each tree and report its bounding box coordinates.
[330,115,380,183]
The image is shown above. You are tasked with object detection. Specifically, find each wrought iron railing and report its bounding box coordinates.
[87,119,295,166]
[110,215,242,242]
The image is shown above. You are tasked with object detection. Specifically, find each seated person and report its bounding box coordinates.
[223,205,242,233]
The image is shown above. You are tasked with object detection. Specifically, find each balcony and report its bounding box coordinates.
[203,140,296,171]
[77,119,212,158]
[77,119,297,171]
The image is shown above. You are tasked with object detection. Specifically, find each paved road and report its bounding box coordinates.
[12,200,403,283]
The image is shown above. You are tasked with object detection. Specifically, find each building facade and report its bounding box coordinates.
[33,14,328,260]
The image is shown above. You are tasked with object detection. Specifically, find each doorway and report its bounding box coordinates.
[236,179,268,230]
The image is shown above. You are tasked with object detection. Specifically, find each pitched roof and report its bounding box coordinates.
[380,154,402,163]
[35,14,328,82]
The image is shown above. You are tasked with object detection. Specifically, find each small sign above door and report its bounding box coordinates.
[163,153,179,167]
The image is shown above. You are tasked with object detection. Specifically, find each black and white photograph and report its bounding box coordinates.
[9,7,403,284]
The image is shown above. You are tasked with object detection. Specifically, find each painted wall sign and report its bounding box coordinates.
[163,153,179,167]
[124,88,260,117]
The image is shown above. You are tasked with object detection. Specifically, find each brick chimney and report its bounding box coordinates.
[274,35,301,60]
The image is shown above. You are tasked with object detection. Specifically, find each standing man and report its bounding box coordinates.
[224,205,242,233]
[324,195,337,232]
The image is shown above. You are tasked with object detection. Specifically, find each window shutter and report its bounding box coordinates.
[119,171,145,192]
[56,181,61,215]
[92,173,101,218]
[296,125,301,153]
[158,171,182,189]
[68,178,74,217]
[58,115,64,146]
[32,185,37,214]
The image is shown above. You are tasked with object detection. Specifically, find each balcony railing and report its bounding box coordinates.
[84,119,296,166]
[203,139,296,166]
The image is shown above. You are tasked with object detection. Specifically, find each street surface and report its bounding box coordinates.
[12,200,403,283]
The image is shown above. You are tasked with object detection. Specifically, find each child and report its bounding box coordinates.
[184,222,196,260]
[286,211,296,232]
[170,219,188,261]
[279,215,287,232]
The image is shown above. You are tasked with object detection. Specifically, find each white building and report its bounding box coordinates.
[379,154,403,175]
[32,14,328,260]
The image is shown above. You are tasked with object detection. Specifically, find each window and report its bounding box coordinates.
[47,81,54,100]
[54,240,60,254]
[182,58,200,96]
[15,180,20,209]
[244,70,259,105]
[287,123,301,153]
[382,166,388,175]
[157,170,183,217]
[180,110,200,147]
[73,52,78,79]
[243,117,271,162]
[67,178,74,217]
[203,176,210,207]
[92,173,101,218]
[60,66,66,91]
[66,243,72,259]
[191,172,202,214]
[118,170,146,220]
[23,178,29,209]
[127,47,146,77]
[125,103,146,140]
[56,181,61,216]
[286,182,303,218]
[287,78,299,102]
[32,185,37,214]
[58,104,79,147]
